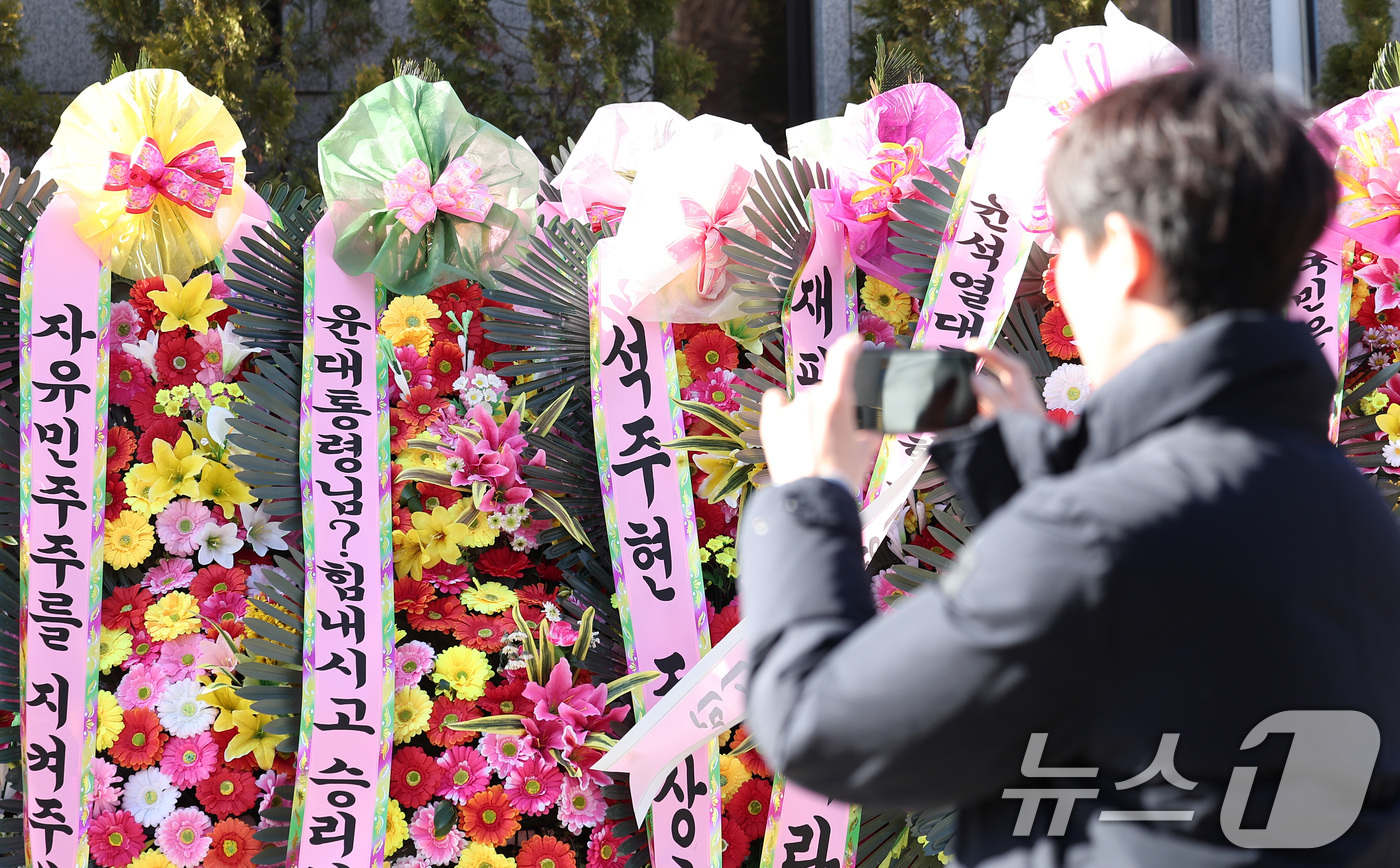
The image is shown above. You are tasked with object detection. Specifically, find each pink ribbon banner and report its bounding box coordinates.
[589,237,720,868]
[784,189,858,395]
[1288,227,1352,441]
[20,194,109,868]
[759,778,862,868]
[286,216,394,868]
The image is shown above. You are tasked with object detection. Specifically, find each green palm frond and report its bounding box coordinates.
[227,350,304,530]
[223,182,323,358]
[539,136,577,202]
[1372,42,1400,91]
[720,156,831,331]
[888,160,962,292]
[868,34,924,98]
[996,297,1057,381]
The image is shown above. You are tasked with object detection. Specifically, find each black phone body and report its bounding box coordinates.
[854,348,978,433]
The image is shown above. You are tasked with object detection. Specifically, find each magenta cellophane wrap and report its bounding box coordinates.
[539,102,686,231]
[609,115,779,324]
[1309,87,1400,261]
[788,83,968,293]
[318,74,539,297]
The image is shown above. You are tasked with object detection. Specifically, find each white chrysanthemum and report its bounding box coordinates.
[1043,364,1092,412]
[510,534,531,551]
[486,512,504,530]
[157,678,217,737]
[123,767,179,826]
[507,503,530,522]
[1384,442,1400,468]
[500,514,522,532]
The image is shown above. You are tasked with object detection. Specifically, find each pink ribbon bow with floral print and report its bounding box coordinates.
[383,156,493,233]
[665,166,753,300]
[586,201,627,234]
[103,136,235,218]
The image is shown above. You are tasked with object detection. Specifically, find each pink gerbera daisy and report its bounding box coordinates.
[110,301,144,348]
[155,806,213,868]
[143,556,197,594]
[117,661,170,710]
[88,809,146,867]
[157,632,205,681]
[395,640,436,691]
[479,732,537,777]
[161,732,218,788]
[858,311,897,348]
[389,344,434,403]
[437,744,490,804]
[90,757,123,816]
[504,755,564,816]
[156,500,214,557]
[557,779,607,835]
[109,350,151,406]
[683,369,741,412]
[407,804,467,865]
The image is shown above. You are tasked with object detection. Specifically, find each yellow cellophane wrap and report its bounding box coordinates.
[43,68,247,280]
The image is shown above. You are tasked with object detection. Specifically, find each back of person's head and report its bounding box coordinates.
[1045,66,1336,322]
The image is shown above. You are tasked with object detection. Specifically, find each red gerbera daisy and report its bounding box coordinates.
[515,583,554,606]
[518,834,577,868]
[725,777,772,840]
[390,746,443,808]
[196,768,259,818]
[392,461,409,504]
[191,564,249,600]
[672,323,706,343]
[426,696,480,748]
[736,746,771,778]
[394,576,435,615]
[908,529,954,561]
[127,385,163,430]
[107,425,137,473]
[88,809,146,867]
[709,599,742,646]
[1039,304,1077,360]
[136,417,187,464]
[475,546,531,580]
[430,279,485,316]
[428,340,465,392]
[109,350,151,406]
[693,496,733,543]
[456,614,512,652]
[1042,255,1059,304]
[104,473,127,521]
[208,726,262,773]
[721,816,754,868]
[109,707,166,769]
[479,679,533,717]
[1046,407,1078,428]
[399,385,447,428]
[154,333,201,386]
[102,584,155,632]
[417,482,463,511]
[458,784,522,846]
[204,818,257,868]
[407,595,469,634]
[683,328,739,374]
[389,407,425,453]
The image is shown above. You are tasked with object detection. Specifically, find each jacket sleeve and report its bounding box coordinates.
[738,476,1109,811]
[928,411,1084,522]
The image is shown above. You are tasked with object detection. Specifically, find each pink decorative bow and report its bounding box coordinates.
[104,136,235,218]
[383,156,492,233]
[665,167,753,301]
[586,201,626,234]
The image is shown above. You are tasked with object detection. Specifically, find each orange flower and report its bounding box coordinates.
[1042,255,1059,304]
[683,328,739,374]
[518,834,577,868]
[459,785,522,846]
[1039,305,1077,360]
[109,707,167,769]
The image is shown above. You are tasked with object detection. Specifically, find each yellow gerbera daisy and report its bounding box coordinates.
[95,690,124,751]
[454,504,499,549]
[144,591,201,641]
[386,799,409,856]
[433,645,494,701]
[393,686,434,743]
[128,851,176,868]
[104,510,156,569]
[718,753,752,799]
[459,842,517,868]
[860,276,914,327]
[462,581,517,615]
[381,295,442,347]
[99,626,133,674]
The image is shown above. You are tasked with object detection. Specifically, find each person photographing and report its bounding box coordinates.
[738,67,1400,867]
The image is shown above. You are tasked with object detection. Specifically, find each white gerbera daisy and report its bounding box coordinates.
[157,678,218,737]
[1043,364,1093,412]
[1383,442,1400,468]
[123,767,179,826]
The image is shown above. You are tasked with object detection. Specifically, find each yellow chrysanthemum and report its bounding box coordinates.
[462,581,517,615]
[393,686,434,744]
[718,754,752,799]
[860,276,914,327]
[128,851,176,868]
[458,842,517,868]
[433,645,494,701]
[198,461,254,519]
[202,681,253,732]
[99,626,133,674]
[385,799,409,856]
[226,709,280,769]
[1360,391,1391,416]
[393,528,427,580]
[95,690,124,751]
[144,591,201,641]
[104,510,156,569]
[149,272,227,333]
[414,506,471,570]
[381,296,442,347]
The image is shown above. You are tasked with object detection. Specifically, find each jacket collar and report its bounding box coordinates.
[1074,311,1337,465]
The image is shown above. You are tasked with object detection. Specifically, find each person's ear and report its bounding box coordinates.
[1102,212,1162,304]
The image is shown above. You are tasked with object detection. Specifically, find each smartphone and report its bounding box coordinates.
[854,348,978,433]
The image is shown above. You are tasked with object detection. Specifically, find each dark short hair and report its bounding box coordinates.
[1045,67,1336,321]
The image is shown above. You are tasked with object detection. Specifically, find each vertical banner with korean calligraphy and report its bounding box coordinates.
[287,216,394,868]
[864,130,1036,512]
[19,194,110,868]
[758,778,861,868]
[784,189,858,395]
[589,237,721,868]
[1288,227,1352,441]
